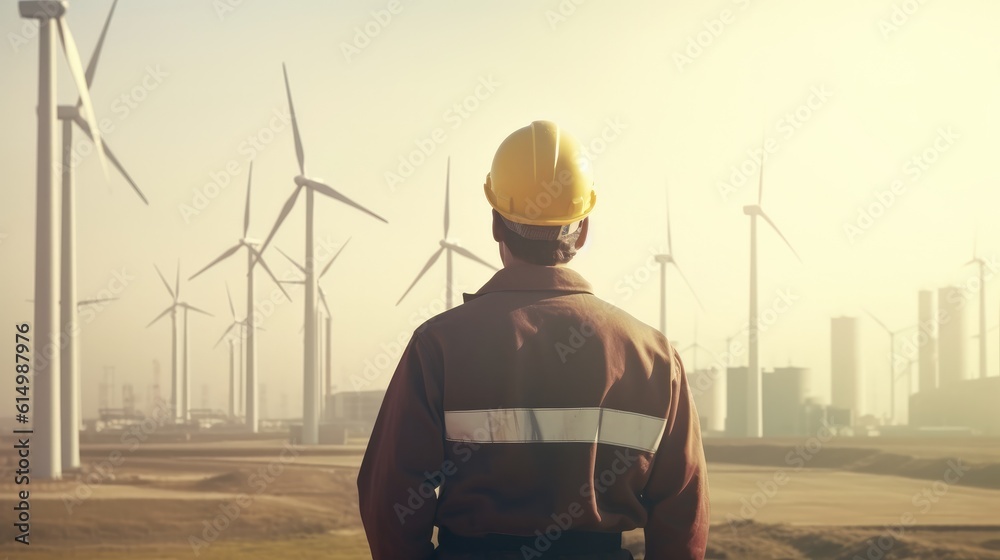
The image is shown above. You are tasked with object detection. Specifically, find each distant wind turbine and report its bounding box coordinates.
[255,63,388,445]
[679,316,714,372]
[397,157,498,309]
[189,163,288,432]
[865,309,915,424]
[147,263,212,422]
[965,232,988,379]
[22,0,114,480]
[214,284,248,419]
[654,185,703,338]
[743,141,803,438]
[277,239,350,418]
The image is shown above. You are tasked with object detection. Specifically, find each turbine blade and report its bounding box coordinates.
[225,283,236,321]
[153,264,175,300]
[304,178,388,223]
[244,161,253,238]
[318,288,331,317]
[670,260,705,311]
[864,309,891,334]
[57,18,109,179]
[250,246,292,302]
[256,184,303,259]
[665,183,673,254]
[189,244,241,280]
[275,246,305,274]
[83,0,118,89]
[320,237,351,278]
[72,115,148,204]
[452,245,498,271]
[146,306,173,328]
[213,323,238,349]
[282,63,305,175]
[175,259,181,299]
[444,157,451,238]
[757,135,765,205]
[77,297,117,306]
[396,247,445,306]
[758,210,803,264]
[183,303,213,317]
[280,280,305,285]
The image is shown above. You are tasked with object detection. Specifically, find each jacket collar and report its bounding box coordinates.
[463,265,594,303]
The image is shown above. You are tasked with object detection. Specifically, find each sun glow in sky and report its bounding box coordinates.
[1,0,999,421]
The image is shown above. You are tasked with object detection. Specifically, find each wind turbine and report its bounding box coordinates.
[743,142,802,438]
[21,0,112,480]
[255,63,388,445]
[397,157,498,309]
[679,317,713,372]
[214,284,247,420]
[653,185,703,338]
[57,0,148,474]
[865,310,915,424]
[277,239,350,416]
[147,263,212,422]
[189,163,289,432]
[966,233,988,379]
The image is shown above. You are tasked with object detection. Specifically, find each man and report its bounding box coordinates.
[358,120,709,559]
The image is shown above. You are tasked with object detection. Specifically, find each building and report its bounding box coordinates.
[830,316,862,417]
[910,376,1000,434]
[938,286,966,387]
[917,290,938,393]
[324,390,385,433]
[725,366,748,437]
[688,367,725,433]
[762,366,811,437]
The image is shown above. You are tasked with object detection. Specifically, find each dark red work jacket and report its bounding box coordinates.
[358,265,709,559]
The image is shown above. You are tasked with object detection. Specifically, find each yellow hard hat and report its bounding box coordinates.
[484,120,597,227]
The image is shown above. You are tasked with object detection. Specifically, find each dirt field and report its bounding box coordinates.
[1,436,998,559]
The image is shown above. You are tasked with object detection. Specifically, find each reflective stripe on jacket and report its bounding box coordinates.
[358,265,710,560]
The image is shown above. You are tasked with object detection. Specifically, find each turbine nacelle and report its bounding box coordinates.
[19,1,66,19]
[654,254,674,264]
[743,205,762,216]
[293,175,309,188]
[440,239,459,250]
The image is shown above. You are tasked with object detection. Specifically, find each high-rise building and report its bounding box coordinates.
[938,286,966,386]
[725,366,748,437]
[918,290,938,394]
[763,366,811,436]
[831,317,862,417]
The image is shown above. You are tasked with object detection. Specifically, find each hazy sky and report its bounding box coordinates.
[1,0,999,421]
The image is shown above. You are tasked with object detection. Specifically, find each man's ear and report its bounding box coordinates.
[575,217,589,249]
[492,209,505,243]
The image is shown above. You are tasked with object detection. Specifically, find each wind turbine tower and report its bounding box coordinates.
[742,145,802,438]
